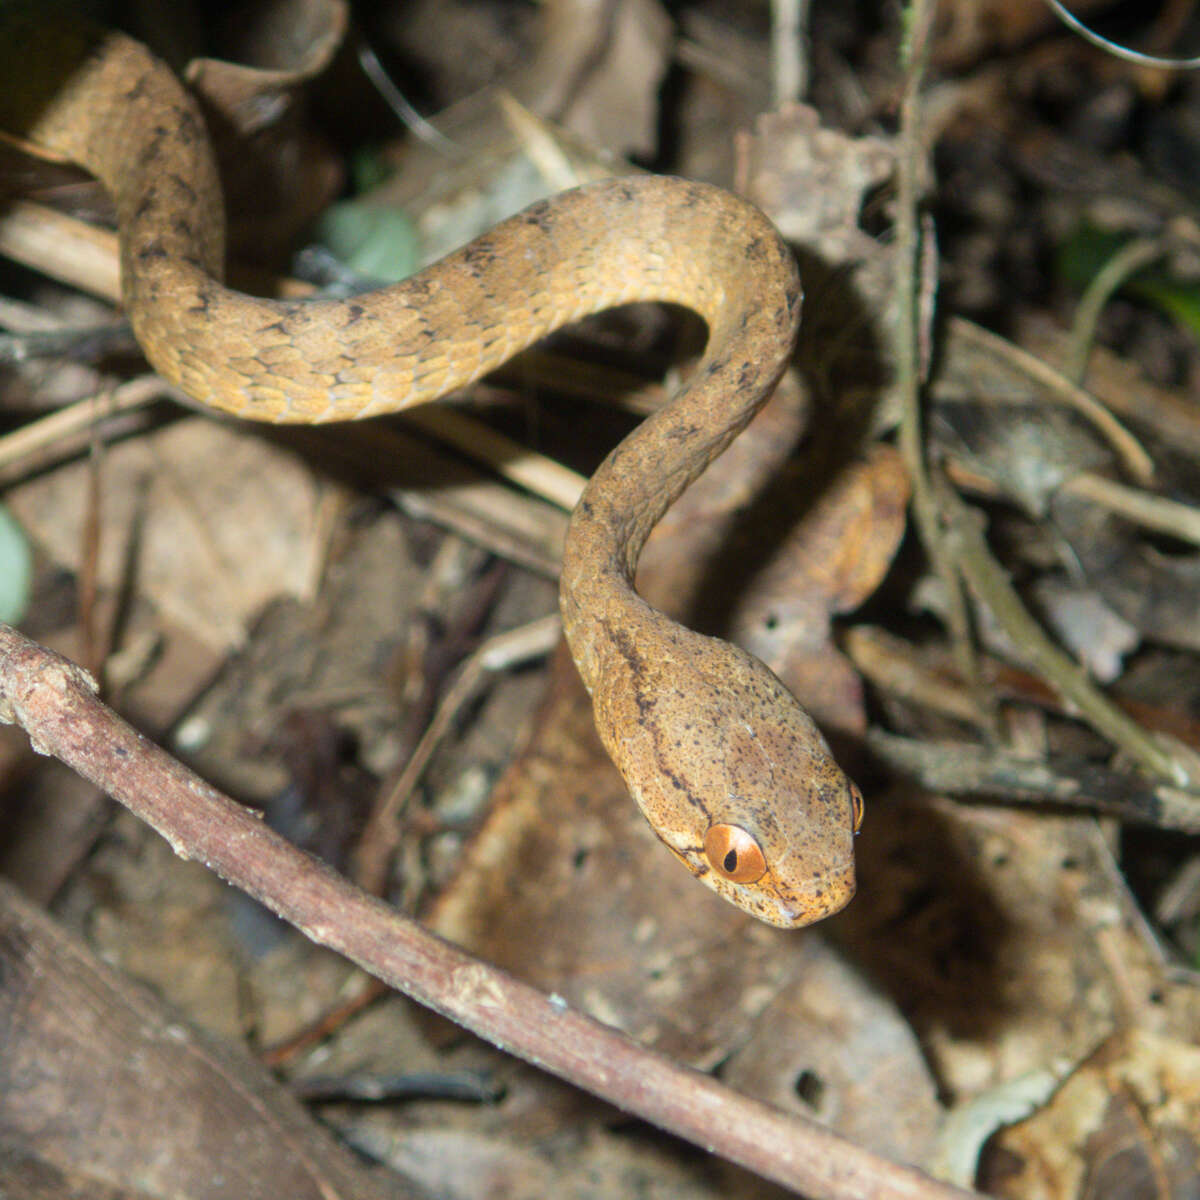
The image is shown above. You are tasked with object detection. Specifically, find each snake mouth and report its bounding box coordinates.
[766,859,857,928]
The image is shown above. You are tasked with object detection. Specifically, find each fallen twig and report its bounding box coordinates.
[868,729,1200,831]
[0,622,980,1200]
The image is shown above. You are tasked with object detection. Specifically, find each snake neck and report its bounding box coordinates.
[559,249,801,694]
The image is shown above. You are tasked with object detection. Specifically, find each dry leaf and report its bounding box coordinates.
[980,1029,1200,1199]
[7,419,321,651]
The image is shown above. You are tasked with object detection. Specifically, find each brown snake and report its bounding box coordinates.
[1,16,862,927]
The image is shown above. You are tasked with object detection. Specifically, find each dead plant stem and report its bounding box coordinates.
[942,497,1189,784]
[893,0,988,724]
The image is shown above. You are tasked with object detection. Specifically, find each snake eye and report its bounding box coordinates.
[850,784,865,833]
[704,824,767,883]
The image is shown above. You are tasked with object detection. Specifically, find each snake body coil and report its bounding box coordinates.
[1,17,861,926]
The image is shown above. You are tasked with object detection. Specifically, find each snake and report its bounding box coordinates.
[0,14,863,928]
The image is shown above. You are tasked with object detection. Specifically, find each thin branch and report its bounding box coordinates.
[355,614,562,895]
[0,624,982,1200]
[868,729,1200,831]
[771,0,809,105]
[948,318,1155,486]
[1060,471,1200,547]
[0,378,169,482]
[942,498,1191,784]
[891,25,1178,781]
[893,0,990,730]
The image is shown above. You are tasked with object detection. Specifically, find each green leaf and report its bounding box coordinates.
[0,504,32,624]
[1058,223,1200,340]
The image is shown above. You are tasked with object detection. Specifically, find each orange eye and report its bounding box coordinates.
[850,784,865,833]
[704,824,767,883]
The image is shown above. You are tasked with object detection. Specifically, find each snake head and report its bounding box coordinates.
[592,618,860,928]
